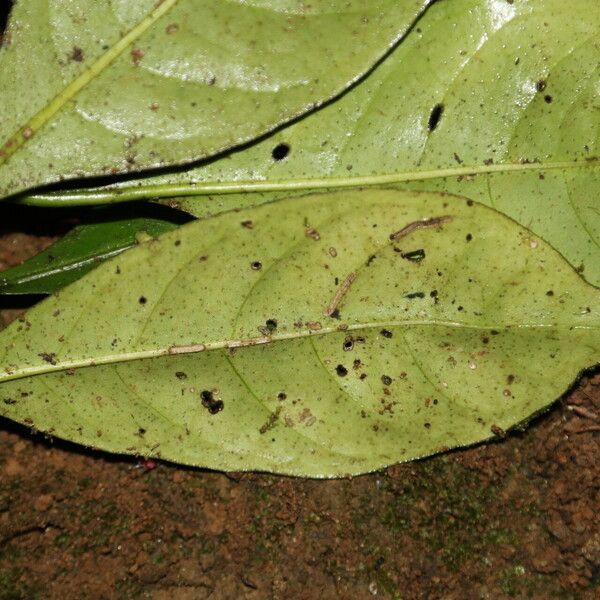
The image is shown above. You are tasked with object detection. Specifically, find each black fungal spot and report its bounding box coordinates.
[241,220,253,229]
[405,292,425,299]
[272,143,290,161]
[277,392,287,401]
[481,337,489,345]
[343,337,354,351]
[3,398,16,405]
[175,371,187,380]
[366,255,377,266]
[544,94,553,104]
[428,103,444,131]
[201,390,224,415]
[251,261,262,270]
[335,364,348,377]
[380,329,393,338]
[430,290,439,303]
[401,249,426,262]
[330,308,341,320]
[546,290,554,296]
[424,422,431,429]
[536,79,547,92]
[138,427,146,435]
[466,233,473,242]
[381,375,392,386]
[265,319,278,332]
[138,296,147,305]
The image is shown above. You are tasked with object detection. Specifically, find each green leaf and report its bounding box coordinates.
[0,204,191,295]
[30,0,600,284]
[0,0,431,199]
[1,190,598,476]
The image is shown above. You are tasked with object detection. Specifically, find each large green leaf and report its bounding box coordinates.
[28,0,600,285]
[0,0,431,199]
[0,204,191,295]
[1,190,598,476]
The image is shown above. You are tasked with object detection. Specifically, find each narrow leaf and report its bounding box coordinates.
[0,204,191,294]
[0,0,431,198]
[1,190,598,476]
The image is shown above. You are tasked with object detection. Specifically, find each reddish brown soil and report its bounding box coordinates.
[0,214,598,600]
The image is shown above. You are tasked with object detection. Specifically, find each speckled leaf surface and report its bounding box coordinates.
[1,190,598,477]
[0,0,431,199]
[38,0,600,285]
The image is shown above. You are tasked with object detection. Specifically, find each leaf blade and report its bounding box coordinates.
[0,189,598,476]
[0,0,431,198]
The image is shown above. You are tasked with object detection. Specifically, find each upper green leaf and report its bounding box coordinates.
[0,0,430,198]
[34,0,600,284]
[1,190,598,476]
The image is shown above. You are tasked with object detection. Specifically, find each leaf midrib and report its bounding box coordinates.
[22,158,600,206]
[1,319,597,384]
[0,0,180,165]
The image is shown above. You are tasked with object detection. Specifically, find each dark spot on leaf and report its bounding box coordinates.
[536,79,547,92]
[272,143,290,161]
[69,46,84,62]
[265,319,278,332]
[546,290,554,296]
[380,329,393,338]
[251,261,262,270]
[507,374,515,384]
[201,390,224,415]
[401,249,425,262]
[277,392,287,401]
[139,296,147,305]
[405,292,425,299]
[138,428,146,435]
[335,364,348,377]
[544,94,553,104]
[490,329,500,335]
[241,220,253,229]
[330,308,341,320]
[466,199,474,206]
[3,398,16,405]
[381,375,392,386]
[481,337,489,345]
[38,352,57,365]
[343,337,354,351]
[466,233,473,242]
[491,424,506,437]
[359,373,367,380]
[366,255,377,266]
[175,372,187,380]
[428,103,444,131]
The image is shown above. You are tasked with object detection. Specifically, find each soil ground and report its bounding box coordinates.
[0,209,598,600]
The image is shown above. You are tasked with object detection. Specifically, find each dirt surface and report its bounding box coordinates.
[0,212,599,600]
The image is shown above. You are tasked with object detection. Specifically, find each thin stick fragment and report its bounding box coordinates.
[168,344,206,355]
[325,272,356,317]
[567,404,598,421]
[389,215,452,241]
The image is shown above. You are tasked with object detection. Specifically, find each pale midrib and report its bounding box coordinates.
[23,159,600,206]
[1,319,598,384]
[0,0,180,165]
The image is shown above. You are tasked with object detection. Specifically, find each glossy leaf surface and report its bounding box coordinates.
[34,0,600,285]
[0,0,430,198]
[1,190,598,476]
